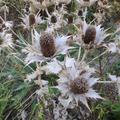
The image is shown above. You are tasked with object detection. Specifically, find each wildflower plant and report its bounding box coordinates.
[0,0,120,119]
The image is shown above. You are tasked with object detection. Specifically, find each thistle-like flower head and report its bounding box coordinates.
[21,13,43,30]
[54,57,103,110]
[22,29,70,65]
[82,20,109,47]
[0,30,13,50]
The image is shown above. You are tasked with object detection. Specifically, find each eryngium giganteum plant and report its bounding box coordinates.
[1,0,120,119]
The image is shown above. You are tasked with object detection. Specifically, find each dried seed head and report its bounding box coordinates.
[29,14,36,26]
[70,78,89,94]
[83,26,96,44]
[78,10,83,16]
[40,33,56,57]
[67,15,73,24]
[51,15,57,23]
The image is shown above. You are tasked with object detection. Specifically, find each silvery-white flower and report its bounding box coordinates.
[44,9,64,33]
[0,31,13,50]
[55,57,102,110]
[45,4,67,33]
[23,29,70,65]
[82,20,109,46]
[76,0,98,7]
[21,13,43,30]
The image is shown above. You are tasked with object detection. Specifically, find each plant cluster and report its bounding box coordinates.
[0,0,120,119]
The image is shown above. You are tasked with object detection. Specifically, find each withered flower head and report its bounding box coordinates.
[23,30,69,65]
[67,15,73,24]
[56,57,103,110]
[40,32,56,57]
[51,15,57,23]
[82,21,109,46]
[83,26,96,44]
[78,10,83,16]
[70,78,89,94]
[21,13,43,30]
[29,14,36,26]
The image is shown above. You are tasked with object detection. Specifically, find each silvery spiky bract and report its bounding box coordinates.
[0,31,13,50]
